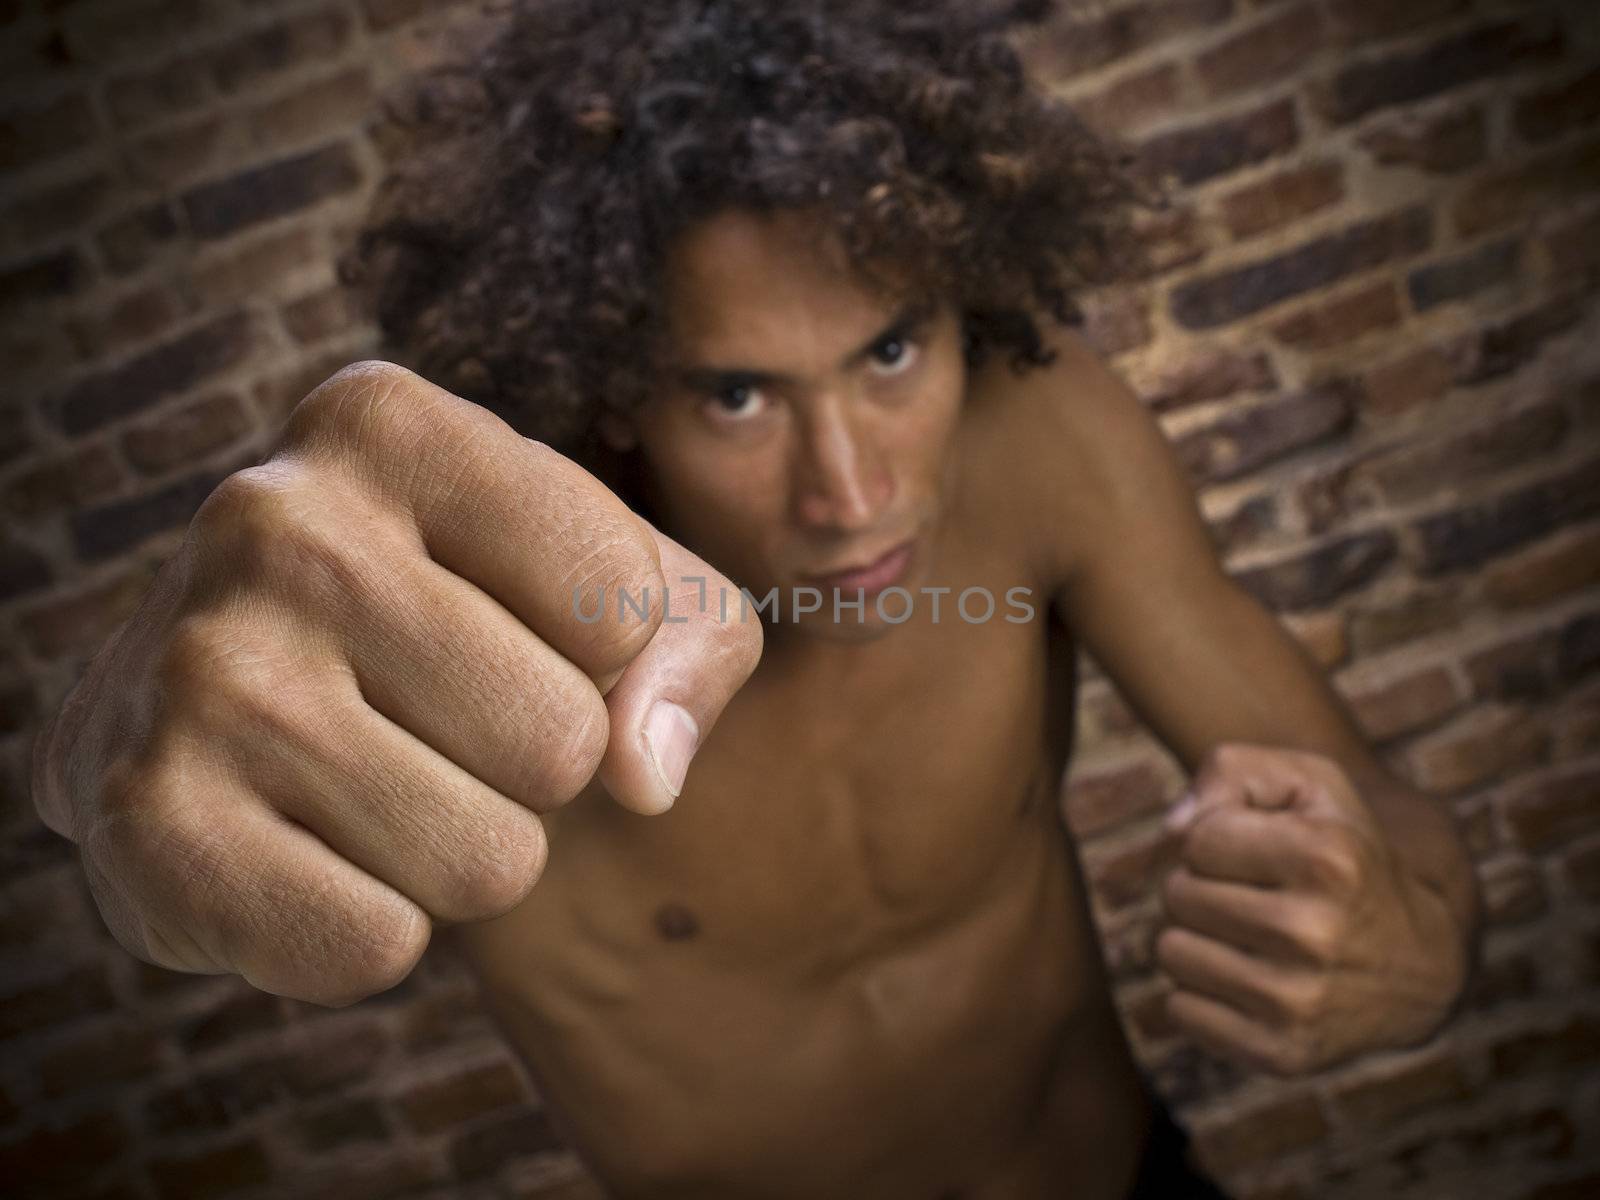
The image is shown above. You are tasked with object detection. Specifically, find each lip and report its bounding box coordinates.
[803,538,916,595]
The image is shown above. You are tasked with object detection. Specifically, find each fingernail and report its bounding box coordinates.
[644,700,699,803]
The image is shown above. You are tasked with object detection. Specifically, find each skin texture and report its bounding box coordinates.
[31,209,1481,1198]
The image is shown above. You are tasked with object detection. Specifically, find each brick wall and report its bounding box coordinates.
[1,0,1596,1197]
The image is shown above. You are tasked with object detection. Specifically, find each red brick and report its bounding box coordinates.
[360,0,439,32]
[1358,103,1487,174]
[1217,159,1345,241]
[252,345,374,427]
[1,169,116,244]
[61,0,208,65]
[105,55,211,131]
[1078,288,1152,358]
[95,201,181,275]
[1324,0,1468,45]
[36,1022,166,1097]
[1407,705,1550,796]
[1171,206,1429,330]
[1140,97,1298,189]
[1482,525,1600,611]
[1138,346,1277,414]
[1195,3,1323,99]
[1209,492,1279,558]
[295,1097,391,1151]
[396,980,494,1053]
[1503,764,1600,852]
[1407,236,1522,311]
[64,282,186,358]
[293,1151,441,1200]
[0,91,98,173]
[1565,837,1600,902]
[1235,530,1396,612]
[182,142,364,239]
[148,1140,271,1199]
[1192,1093,1328,1174]
[180,989,285,1055]
[1464,630,1559,704]
[1,442,125,519]
[70,455,250,564]
[1144,1042,1246,1108]
[1064,760,1170,839]
[281,1021,388,1095]
[50,310,256,436]
[128,115,226,188]
[1365,399,1569,507]
[1125,205,1208,277]
[189,227,322,307]
[1023,0,1234,80]
[1454,138,1600,240]
[1357,343,1456,421]
[1342,664,1461,742]
[1543,206,1600,277]
[1268,279,1402,351]
[0,248,93,312]
[247,66,376,153]
[1479,855,1548,925]
[1073,61,1182,136]
[1463,948,1538,1010]
[1412,455,1600,576]
[0,964,116,1038]
[1330,1050,1471,1127]
[1514,65,1600,144]
[450,1109,565,1179]
[282,282,364,344]
[1174,383,1353,484]
[1452,292,1590,387]
[15,561,160,657]
[397,1060,528,1134]
[1079,679,1143,742]
[122,391,253,475]
[207,8,354,96]
[1316,18,1564,126]
[1087,825,1177,909]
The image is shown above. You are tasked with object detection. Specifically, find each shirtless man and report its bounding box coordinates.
[29,1,1481,1196]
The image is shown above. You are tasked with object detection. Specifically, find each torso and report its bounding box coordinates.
[452,341,1154,1198]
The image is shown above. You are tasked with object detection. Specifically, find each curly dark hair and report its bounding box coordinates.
[340,0,1157,462]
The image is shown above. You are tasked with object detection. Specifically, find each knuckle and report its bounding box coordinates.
[439,812,548,920]
[528,684,609,806]
[564,525,666,675]
[1286,907,1341,964]
[1309,838,1362,892]
[336,899,431,1003]
[282,359,419,451]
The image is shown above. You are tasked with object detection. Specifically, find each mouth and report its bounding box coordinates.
[802,537,916,595]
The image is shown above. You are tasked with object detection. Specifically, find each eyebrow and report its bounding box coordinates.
[673,298,937,393]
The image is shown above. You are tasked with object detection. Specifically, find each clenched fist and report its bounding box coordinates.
[28,361,762,1007]
[1156,743,1469,1075]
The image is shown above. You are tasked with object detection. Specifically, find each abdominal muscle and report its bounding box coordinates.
[452,795,1152,1200]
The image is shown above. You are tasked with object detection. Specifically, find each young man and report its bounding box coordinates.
[31,1,1481,1196]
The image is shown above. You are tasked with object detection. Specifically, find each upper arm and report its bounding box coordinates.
[1026,330,1382,781]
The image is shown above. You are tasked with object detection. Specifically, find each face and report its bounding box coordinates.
[616,207,969,641]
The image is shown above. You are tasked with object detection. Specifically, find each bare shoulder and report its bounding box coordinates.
[961,320,1177,603]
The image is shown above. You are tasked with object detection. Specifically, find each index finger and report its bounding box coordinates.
[283,362,665,683]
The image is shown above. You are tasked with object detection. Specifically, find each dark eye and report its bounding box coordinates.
[706,381,766,420]
[869,333,919,375]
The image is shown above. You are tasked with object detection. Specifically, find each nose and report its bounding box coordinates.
[793,395,893,532]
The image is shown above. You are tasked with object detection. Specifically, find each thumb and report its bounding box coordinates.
[597,525,764,815]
